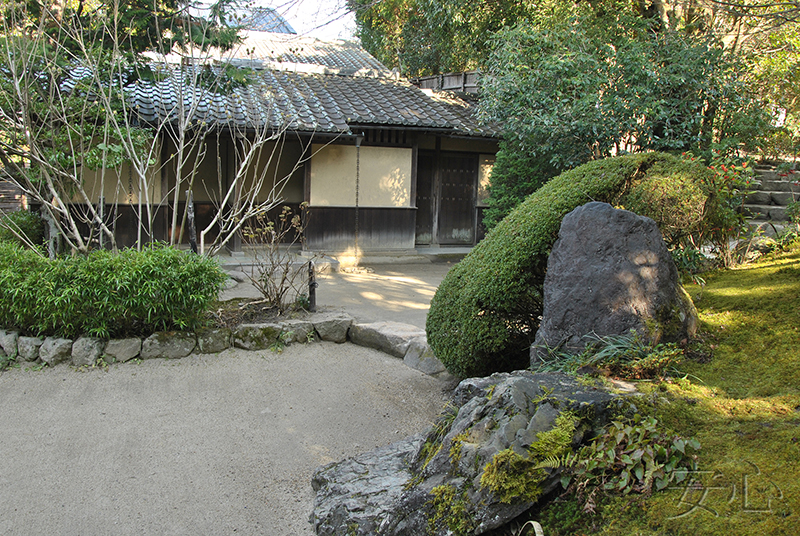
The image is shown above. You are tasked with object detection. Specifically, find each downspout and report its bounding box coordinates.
[355,133,363,264]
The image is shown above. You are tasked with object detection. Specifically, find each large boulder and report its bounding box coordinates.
[310,372,620,536]
[426,153,712,379]
[532,202,697,362]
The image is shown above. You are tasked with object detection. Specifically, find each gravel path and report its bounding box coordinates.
[0,343,449,535]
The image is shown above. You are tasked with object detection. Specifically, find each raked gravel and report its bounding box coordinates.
[0,342,450,536]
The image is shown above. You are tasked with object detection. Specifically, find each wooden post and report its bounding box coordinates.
[308,261,317,312]
[431,137,442,246]
[186,190,197,254]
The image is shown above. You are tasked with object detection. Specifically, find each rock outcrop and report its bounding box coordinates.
[532,202,697,363]
[311,372,620,535]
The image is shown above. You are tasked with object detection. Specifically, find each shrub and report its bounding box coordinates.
[426,153,712,378]
[623,174,707,246]
[563,415,700,502]
[0,243,226,338]
[482,139,561,231]
[0,210,44,247]
[242,203,321,314]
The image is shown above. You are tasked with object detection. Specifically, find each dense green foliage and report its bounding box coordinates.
[623,174,708,247]
[477,6,769,226]
[426,153,713,378]
[481,140,559,230]
[481,17,767,169]
[0,210,44,247]
[0,243,226,338]
[564,415,700,499]
[347,0,536,76]
[535,331,685,379]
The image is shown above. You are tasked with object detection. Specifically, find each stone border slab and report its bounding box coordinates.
[0,314,452,378]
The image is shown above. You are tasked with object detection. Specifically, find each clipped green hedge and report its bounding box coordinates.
[426,153,712,378]
[0,243,226,338]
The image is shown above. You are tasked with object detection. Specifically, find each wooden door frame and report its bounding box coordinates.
[415,142,480,247]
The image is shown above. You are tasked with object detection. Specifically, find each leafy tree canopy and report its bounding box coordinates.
[347,0,539,76]
[480,7,769,169]
[1,0,242,59]
[0,0,247,253]
[348,0,779,228]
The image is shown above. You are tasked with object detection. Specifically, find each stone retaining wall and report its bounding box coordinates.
[0,315,453,380]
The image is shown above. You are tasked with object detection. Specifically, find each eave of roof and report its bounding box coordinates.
[129,66,498,138]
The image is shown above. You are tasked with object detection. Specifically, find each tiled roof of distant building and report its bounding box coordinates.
[128,31,497,138]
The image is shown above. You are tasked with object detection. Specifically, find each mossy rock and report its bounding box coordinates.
[426,153,711,378]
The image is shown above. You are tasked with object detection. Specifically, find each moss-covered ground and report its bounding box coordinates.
[531,242,800,536]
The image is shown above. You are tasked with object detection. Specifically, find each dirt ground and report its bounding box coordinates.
[0,343,450,535]
[0,262,457,535]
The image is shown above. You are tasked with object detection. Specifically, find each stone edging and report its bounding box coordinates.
[0,315,454,380]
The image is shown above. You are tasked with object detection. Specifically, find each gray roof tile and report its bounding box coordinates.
[119,34,498,138]
[130,66,494,137]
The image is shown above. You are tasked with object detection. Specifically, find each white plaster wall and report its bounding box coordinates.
[79,161,161,205]
[310,144,412,207]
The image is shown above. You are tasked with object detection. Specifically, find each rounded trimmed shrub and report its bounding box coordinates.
[482,139,560,231]
[426,153,712,378]
[623,171,707,246]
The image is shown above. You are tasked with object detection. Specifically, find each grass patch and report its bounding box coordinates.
[562,243,800,535]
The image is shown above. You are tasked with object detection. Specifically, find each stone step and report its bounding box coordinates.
[757,179,799,192]
[755,169,798,182]
[741,204,790,221]
[745,191,797,206]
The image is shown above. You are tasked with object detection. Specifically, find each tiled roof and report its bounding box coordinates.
[129,66,494,137]
[236,9,296,34]
[222,31,391,75]
[128,32,495,138]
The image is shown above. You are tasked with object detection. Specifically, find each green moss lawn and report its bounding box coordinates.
[537,242,800,536]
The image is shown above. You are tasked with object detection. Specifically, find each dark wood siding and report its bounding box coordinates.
[438,153,477,245]
[414,152,435,245]
[0,181,24,212]
[305,207,415,252]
